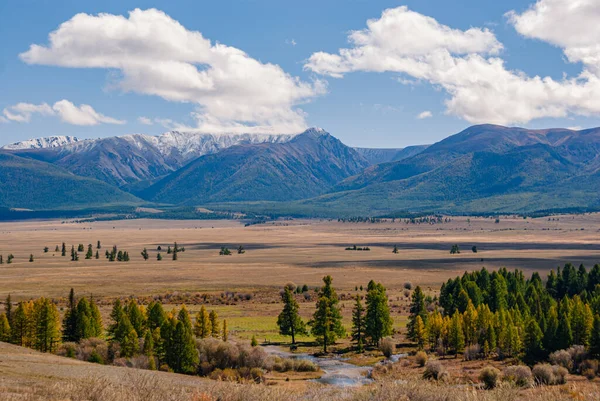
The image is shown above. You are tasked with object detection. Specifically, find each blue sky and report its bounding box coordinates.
[2,0,600,147]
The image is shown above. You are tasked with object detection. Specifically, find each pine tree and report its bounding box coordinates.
[89,297,103,337]
[127,299,146,336]
[157,253,162,261]
[237,245,245,254]
[117,315,139,358]
[365,281,393,346]
[0,313,11,342]
[414,316,427,350]
[209,310,220,338]
[310,275,345,353]
[141,248,149,261]
[85,244,93,259]
[277,287,307,345]
[407,286,427,341]
[0,255,3,264]
[43,247,49,253]
[147,301,166,331]
[54,245,60,253]
[351,295,365,352]
[97,241,101,249]
[194,306,211,338]
[5,294,12,326]
[251,335,258,347]
[33,298,61,353]
[448,311,465,357]
[172,248,178,261]
[78,244,84,252]
[95,251,99,259]
[488,275,508,312]
[556,311,573,350]
[590,314,600,357]
[222,319,228,342]
[164,307,198,374]
[392,245,398,254]
[61,243,66,257]
[11,302,32,346]
[75,298,93,340]
[524,317,543,360]
[108,299,124,340]
[63,289,78,342]
[6,254,13,264]
[29,254,34,262]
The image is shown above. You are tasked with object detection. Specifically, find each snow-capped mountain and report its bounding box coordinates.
[3,131,297,187]
[2,135,80,150]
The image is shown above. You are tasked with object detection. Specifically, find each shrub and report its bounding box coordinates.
[567,345,588,372]
[379,337,394,358]
[533,363,568,385]
[463,344,481,361]
[532,364,554,385]
[549,349,573,371]
[423,360,448,381]
[580,359,598,380]
[415,351,427,367]
[403,282,413,290]
[479,366,501,389]
[503,365,533,387]
[88,350,104,364]
[553,365,568,384]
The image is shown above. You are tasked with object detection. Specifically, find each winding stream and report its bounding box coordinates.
[265,346,407,387]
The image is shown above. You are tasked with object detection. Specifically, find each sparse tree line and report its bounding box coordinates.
[405,265,600,380]
[336,216,451,225]
[277,276,393,353]
[0,289,316,382]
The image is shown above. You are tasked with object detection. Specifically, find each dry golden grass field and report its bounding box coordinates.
[2,214,600,400]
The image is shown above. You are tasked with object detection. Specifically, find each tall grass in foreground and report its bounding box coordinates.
[3,372,600,401]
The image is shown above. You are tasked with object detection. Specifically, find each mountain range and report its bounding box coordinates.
[1,124,599,216]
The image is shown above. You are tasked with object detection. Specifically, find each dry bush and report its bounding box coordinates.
[379,337,394,358]
[479,366,501,389]
[415,351,428,367]
[532,363,568,386]
[423,360,449,381]
[567,345,588,372]
[580,359,598,380]
[503,365,532,388]
[464,344,481,361]
[549,350,573,371]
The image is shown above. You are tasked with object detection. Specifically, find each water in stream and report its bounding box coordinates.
[265,346,406,387]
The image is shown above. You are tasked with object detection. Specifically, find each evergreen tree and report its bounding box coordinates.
[0,313,10,342]
[61,243,66,257]
[126,299,146,336]
[89,297,103,337]
[365,281,393,345]
[95,251,99,259]
[448,311,465,357]
[157,253,162,261]
[590,314,600,357]
[85,244,93,259]
[164,307,198,374]
[194,306,211,338]
[414,315,427,350]
[310,276,345,353]
[488,274,508,312]
[209,310,220,338]
[141,248,149,261]
[29,254,34,262]
[147,302,166,332]
[222,319,228,342]
[556,311,573,350]
[392,245,398,254]
[33,298,61,353]
[6,254,13,264]
[108,299,124,340]
[5,294,12,327]
[407,286,427,340]
[75,298,93,340]
[351,295,365,352]
[97,240,101,249]
[277,287,307,345]
[524,317,544,360]
[0,255,3,264]
[11,302,32,346]
[117,315,139,357]
[237,245,245,254]
[62,289,77,342]
[77,244,84,252]
[543,306,559,353]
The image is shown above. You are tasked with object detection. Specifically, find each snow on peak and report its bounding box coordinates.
[2,136,80,150]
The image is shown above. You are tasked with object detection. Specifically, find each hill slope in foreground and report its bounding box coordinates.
[0,341,595,401]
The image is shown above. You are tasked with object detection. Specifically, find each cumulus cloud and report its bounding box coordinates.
[305,5,600,125]
[137,116,154,125]
[417,111,433,119]
[507,0,600,75]
[20,9,324,134]
[2,100,125,125]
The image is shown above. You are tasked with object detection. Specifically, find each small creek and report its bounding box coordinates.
[264,346,407,387]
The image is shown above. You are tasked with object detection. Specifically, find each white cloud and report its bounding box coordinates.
[305,5,600,125]
[286,39,297,46]
[507,0,600,75]
[2,102,54,122]
[417,111,433,119]
[137,116,154,125]
[0,116,9,124]
[2,100,124,126]
[20,9,324,134]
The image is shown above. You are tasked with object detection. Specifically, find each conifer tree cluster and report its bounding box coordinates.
[415,265,600,361]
